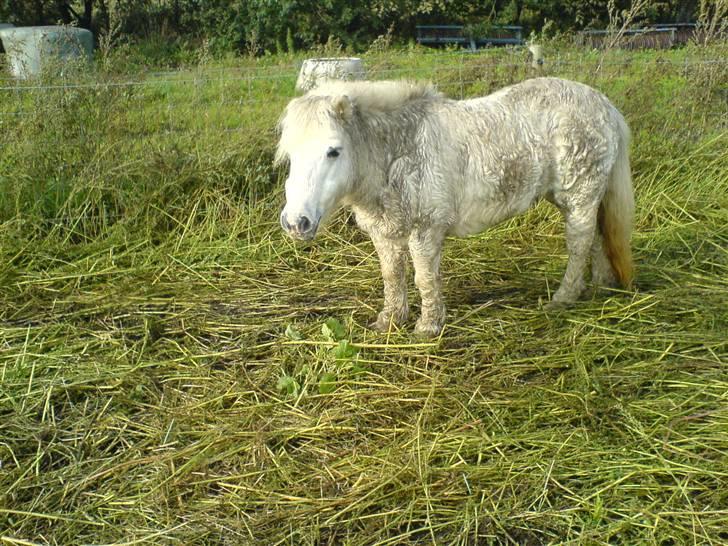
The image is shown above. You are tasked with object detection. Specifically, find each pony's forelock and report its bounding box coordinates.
[276,94,348,163]
[276,80,442,163]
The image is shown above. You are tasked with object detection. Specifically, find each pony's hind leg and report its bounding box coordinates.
[550,205,599,306]
[590,229,618,288]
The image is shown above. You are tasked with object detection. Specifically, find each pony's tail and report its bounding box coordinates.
[598,114,635,288]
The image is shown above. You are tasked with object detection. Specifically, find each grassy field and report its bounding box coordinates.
[1,41,727,545]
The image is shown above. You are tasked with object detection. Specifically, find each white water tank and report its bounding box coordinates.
[0,23,12,52]
[528,44,544,69]
[0,26,93,79]
[296,57,365,92]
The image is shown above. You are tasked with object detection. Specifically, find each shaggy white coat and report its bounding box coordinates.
[277,78,634,336]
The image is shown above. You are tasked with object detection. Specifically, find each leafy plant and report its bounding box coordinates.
[276,318,364,398]
[285,324,303,341]
[318,372,337,394]
[276,375,300,396]
[334,339,358,361]
[322,317,347,342]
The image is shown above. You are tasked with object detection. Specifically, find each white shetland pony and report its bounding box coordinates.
[277,78,634,336]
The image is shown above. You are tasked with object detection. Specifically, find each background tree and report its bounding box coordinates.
[0,0,706,54]
[1,0,108,34]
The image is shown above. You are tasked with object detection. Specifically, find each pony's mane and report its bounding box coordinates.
[275,80,441,164]
[307,79,442,113]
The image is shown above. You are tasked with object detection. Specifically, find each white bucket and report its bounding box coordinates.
[296,57,365,92]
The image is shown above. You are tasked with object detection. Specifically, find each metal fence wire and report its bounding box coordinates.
[0,50,726,229]
[1,52,726,126]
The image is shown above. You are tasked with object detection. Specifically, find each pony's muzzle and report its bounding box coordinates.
[280,211,318,240]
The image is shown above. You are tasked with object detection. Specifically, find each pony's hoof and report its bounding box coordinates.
[544,301,563,311]
[368,319,390,332]
[544,299,572,311]
[414,319,443,338]
[369,311,406,333]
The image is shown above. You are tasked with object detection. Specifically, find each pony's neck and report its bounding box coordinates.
[345,106,419,212]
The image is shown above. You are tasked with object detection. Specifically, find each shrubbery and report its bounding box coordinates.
[2,0,704,56]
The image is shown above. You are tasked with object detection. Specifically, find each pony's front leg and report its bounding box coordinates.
[370,235,409,332]
[409,229,446,337]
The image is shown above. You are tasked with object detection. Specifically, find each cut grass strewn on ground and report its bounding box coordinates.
[1,43,727,544]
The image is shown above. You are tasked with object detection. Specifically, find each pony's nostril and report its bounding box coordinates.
[297,215,312,233]
[280,212,291,231]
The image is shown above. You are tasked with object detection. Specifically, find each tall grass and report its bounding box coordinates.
[1,43,727,544]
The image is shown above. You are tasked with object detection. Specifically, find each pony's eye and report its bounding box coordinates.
[327,147,340,159]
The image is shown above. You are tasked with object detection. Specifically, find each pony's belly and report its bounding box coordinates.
[450,192,537,237]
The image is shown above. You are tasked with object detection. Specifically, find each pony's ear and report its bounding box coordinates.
[332,94,354,121]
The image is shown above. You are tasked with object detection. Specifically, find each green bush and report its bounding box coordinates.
[1,0,705,57]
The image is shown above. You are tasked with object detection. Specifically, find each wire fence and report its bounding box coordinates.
[1,52,726,118]
[1,49,726,229]
[1,55,724,135]
[2,57,727,93]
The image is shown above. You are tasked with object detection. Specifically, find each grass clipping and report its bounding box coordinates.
[1,45,728,544]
